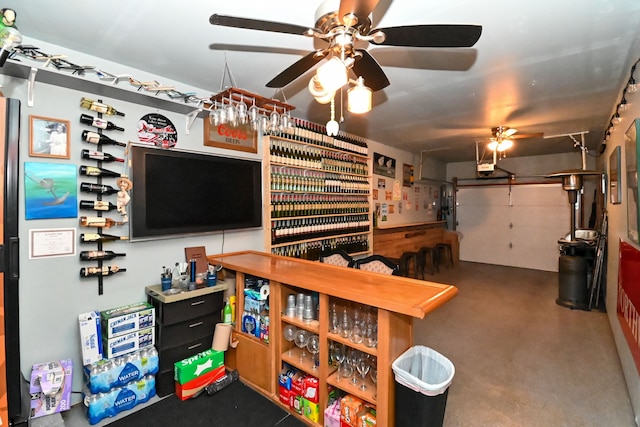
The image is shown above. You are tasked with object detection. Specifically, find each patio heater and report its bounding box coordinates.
[546,169,602,310]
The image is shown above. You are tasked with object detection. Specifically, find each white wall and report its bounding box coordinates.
[599,97,640,424]
[1,55,265,402]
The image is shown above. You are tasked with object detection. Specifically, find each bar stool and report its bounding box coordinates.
[399,251,421,279]
[435,243,454,269]
[419,246,438,276]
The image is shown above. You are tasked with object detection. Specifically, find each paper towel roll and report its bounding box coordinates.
[259,284,270,300]
[212,323,237,352]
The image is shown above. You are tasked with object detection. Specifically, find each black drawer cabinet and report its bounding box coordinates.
[146,285,226,397]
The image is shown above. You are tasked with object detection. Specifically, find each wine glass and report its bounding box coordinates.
[350,311,364,344]
[236,95,248,125]
[347,349,360,385]
[370,366,378,398]
[357,357,371,391]
[340,308,351,338]
[283,325,297,356]
[365,321,377,348]
[294,329,309,363]
[333,344,346,382]
[307,335,320,370]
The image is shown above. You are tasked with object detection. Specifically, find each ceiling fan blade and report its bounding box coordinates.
[502,128,518,137]
[352,49,390,91]
[266,51,327,88]
[210,14,310,36]
[511,132,544,139]
[372,24,482,48]
[339,0,381,27]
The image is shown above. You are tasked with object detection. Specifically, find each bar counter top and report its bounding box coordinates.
[207,250,457,319]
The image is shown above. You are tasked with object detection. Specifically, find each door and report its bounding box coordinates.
[457,184,568,271]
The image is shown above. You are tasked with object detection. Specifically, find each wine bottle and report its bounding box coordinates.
[79,216,125,228]
[80,97,125,117]
[80,182,120,195]
[82,130,126,147]
[81,149,124,163]
[79,200,118,211]
[80,114,124,131]
[80,265,126,277]
[79,250,126,261]
[79,165,122,178]
[80,233,129,243]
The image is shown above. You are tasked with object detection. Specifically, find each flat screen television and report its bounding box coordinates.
[129,145,262,240]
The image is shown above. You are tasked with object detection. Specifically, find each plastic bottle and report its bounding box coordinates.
[229,295,236,322]
[223,298,232,323]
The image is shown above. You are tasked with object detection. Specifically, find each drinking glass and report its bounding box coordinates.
[307,335,320,370]
[357,358,371,391]
[365,321,377,348]
[347,349,360,385]
[370,366,378,398]
[329,306,341,335]
[283,325,297,356]
[350,311,364,344]
[236,96,248,124]
[333,344,346,382]
[340,308,351,338]
[294,329,309,363]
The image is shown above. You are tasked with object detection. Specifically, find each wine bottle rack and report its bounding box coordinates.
[263,119,372,261]
[78,97,127,295]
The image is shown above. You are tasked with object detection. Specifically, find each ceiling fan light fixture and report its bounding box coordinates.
[488,139,513,152]
[316,56,348,92]
[308,76,335,104]
[347,76,372,114]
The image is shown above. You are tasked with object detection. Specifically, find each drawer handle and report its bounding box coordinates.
[190,300,205,306]
[187,343,203,350]
[188,321,204,328]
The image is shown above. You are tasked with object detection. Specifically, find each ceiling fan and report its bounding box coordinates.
[209,0,483,96]
[487,126,544,152]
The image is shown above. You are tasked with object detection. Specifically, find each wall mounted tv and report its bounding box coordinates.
[129,145,262,241]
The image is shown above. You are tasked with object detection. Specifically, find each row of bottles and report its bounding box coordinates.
[271,167,368,194]
[270,139,367,175]
[271,215,370,245]
[263,117,368,156]
[271,193,369,218]
[271,235,370,260]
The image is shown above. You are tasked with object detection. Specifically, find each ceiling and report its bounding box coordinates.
[6,0,640,163]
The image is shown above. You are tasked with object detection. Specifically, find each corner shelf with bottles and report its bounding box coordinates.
[263,118,373,260]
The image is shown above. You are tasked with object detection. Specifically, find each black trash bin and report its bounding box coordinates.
[392,346,455,427]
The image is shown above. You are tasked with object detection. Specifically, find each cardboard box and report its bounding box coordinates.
[303,397,320,423]
[324,400,341,427]
[360,409,377,426]
[175,365,226,400]
[100,302,155,338]
[341,395,364,427]
[291,394,304,415]
[30,359,73,419]
[279,385,292,406]
[102,328,155,359]
[79,311,103,366]
[174,349,224,385]
[302,375,319,403]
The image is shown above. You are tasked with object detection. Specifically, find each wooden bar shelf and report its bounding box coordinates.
[208,250,457,427]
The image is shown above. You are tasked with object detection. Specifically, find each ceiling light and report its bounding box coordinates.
[315,57,348,93]
[308,76,335,104]
[488,139,513,152]
[347,76,372,114]
[612,112,622,124]
[629,76,638,93]
[618,96,628,112]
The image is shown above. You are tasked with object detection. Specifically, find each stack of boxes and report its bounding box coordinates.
[278,365,324,423]
[174,348,225,400]
[79,302,158,425]
[323,395,377,427]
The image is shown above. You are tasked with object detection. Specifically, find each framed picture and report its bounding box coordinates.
[373,152,395,177]
[29,115,70,159]
[609,146,622,205]
[402,164,414,187]
[625,120,639,244]
[24,162,77,220]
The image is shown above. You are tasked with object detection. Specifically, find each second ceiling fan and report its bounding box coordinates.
[487,126,544,152]
[210,0,483,100]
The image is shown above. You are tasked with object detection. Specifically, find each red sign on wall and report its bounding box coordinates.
[617,240,640,373]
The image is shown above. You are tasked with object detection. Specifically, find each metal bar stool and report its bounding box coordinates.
[435,243,454,269]
[399,251,422,279]
[419,246,438,276]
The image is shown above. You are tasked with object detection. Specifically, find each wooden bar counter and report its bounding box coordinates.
[207,250,458,427]
[374,221,460,264]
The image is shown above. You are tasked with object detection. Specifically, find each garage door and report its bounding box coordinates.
[456,183,569,271]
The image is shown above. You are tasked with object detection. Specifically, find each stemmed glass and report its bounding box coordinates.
[347,349,360,385]
[350,310,364,344]
[248,99,259,131]
[283,325,297,356]
[333,344,346,382]
[357,357,371,391]
[370,366,378,398]
[340,308,351,338]
[307,335,320,370]
[235,95,248,125]
[294,329,309,363]
[365,321,377,348]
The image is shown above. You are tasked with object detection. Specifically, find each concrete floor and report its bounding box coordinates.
[415,261,635,427]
